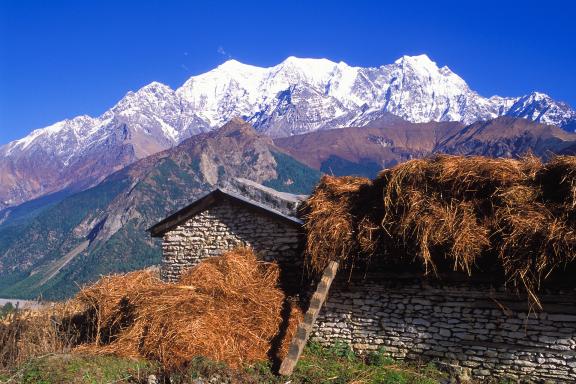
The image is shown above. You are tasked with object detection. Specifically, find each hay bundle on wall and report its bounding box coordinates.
[300,176,372,273]
[537,156,576,208]
[302,155,576,308]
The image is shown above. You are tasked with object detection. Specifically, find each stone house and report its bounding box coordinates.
[150,185,576,382]
[149,185,306,293]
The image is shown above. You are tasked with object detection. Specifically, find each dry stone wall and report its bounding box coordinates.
[311,278,576,382]
[159,200,576,382]
[161,200,302,284]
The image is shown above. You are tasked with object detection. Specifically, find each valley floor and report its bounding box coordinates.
[0,299,39,309]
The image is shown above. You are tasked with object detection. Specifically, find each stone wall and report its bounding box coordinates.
[311,277,576,382]
[161,200,303,290]
[159,199,576,381]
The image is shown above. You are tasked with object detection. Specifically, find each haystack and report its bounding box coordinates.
[301,154,576,308]
[73,247,302,370]
[0,301,81,369]
[1,248,302,371]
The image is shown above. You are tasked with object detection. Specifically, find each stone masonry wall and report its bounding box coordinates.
[159,201,576,381]
[161,200,302,283]
[312,278,576,382]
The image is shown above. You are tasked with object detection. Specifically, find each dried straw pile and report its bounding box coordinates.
[1,248,301,371]
[302,155,576,308]
[0,302,80,369]
[300,175,372,276]
[73,247,302,370]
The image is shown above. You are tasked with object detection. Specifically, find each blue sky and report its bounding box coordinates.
[0,0,574,145]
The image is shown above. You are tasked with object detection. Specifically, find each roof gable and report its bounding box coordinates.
[149,188,303,237]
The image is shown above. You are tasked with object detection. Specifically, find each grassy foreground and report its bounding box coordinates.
[0,342,444,384]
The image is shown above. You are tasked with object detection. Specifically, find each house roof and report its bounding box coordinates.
[148,188,303,237]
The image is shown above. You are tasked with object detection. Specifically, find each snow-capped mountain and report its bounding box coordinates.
[0,82,210,208]
[175,54,576,135]
[504,92,576,131]
[1,54,575,208]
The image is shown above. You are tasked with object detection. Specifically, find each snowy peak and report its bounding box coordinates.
[216,59,265,73]
[394,54,438,70]
[113,81,175,112]
[276,56,339,82]
[506,91,576,129]
[176,54,534,131]
[4,55,575,155]
[3,115,100,155]
[393,54,461,81]
[394,54,469,88]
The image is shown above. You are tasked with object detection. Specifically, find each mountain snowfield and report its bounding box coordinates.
[1,54,575,208]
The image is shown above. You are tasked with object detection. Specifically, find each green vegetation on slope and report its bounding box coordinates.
[320,154,383,179]
[0,157,210,300]
[0,188,74,230]
[0,354,153,384]
[38,221,162,300]
[0,143,321,300]
[264,151,322,194]
[0,175,130,299]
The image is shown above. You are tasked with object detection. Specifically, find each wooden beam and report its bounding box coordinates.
[279,260,339,376]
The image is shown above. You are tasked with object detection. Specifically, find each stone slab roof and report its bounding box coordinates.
[149,187,304,238]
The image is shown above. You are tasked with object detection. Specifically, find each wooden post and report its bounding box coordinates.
[279,260,339,376]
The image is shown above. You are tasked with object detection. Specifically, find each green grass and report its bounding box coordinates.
[288,342,442,384]
[3,354,153,384]
[2,342,444,384]
[172,342,443,383]
[0,302,16,319]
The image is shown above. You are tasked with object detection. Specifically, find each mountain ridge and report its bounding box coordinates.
[0,119,321,299]
[2,117,576,299]
[274,116,576,178]
[1,55,575,209]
